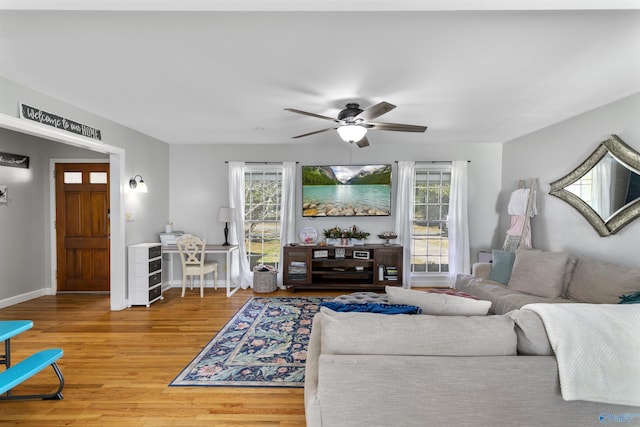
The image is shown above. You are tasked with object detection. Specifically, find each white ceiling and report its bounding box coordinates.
[1,1,639,146]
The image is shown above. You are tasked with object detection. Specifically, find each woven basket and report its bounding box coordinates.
[252,268,277,293]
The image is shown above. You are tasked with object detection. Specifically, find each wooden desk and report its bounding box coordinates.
[162,245,240,297]
[1,320,33,368]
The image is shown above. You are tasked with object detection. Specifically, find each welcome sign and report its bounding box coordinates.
[19,103,102,141]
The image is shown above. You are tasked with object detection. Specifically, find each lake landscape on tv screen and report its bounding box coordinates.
[302,165,391,217]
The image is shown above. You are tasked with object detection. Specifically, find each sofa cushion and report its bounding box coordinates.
[508,250,569,298]
[386,286,491,316]
[493,294,574,315]
[488,250,516,284]
[567,257,640,304]
[319,307,517,356]
[455,276,513,299]
[561,256,578,299]
[509,308,553,356]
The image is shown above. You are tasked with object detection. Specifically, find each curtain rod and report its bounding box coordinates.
[224,161,299,164]
[394,160,471,164]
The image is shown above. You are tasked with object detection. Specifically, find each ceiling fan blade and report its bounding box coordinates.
[355,102,396,121]
[292,127,337,139]
[285,108,338,122]
[356,135,370,148]
[369,122,428,133]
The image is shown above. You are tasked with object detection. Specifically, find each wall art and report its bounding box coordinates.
[19,103,102,141]
[0,152,29,169]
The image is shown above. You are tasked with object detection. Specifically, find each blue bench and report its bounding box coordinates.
[0,348,64,400]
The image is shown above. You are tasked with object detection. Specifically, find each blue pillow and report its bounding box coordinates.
[619,291,640,304]
[488,250,516,285]
[320,302,422,314]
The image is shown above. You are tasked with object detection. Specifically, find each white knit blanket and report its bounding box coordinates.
[524,303,640,406]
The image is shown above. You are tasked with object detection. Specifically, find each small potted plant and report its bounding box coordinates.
[323,226,342,246]
[349,225,370,246]
[339,228,353,246]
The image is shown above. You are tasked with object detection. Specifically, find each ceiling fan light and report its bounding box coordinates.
[337,125,367,143]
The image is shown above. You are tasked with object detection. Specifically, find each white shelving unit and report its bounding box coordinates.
[128,243,163,307]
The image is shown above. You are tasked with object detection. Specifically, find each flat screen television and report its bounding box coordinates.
[302,164,392,217]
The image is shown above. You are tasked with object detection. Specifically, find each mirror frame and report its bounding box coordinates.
[549,134,640,237]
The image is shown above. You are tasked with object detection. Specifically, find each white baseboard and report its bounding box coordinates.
[166,280,231,288]
[0,288,49,309]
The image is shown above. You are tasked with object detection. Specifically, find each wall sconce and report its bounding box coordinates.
[129,175,148,193]
[218,207,235,246]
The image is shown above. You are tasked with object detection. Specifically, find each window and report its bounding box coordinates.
[89,172,108,184]
[412,165,451,276]
[566,171,593,206]
[244,166,282,270]
[63,171,82,184]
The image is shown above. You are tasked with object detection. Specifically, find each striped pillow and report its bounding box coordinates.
[488,250,515,284]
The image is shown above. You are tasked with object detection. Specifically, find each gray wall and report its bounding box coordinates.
[168,139,504,273]
[501,92,640,267]
[0,77,170,303]
[0,129,105,299]
[0,130,45,299]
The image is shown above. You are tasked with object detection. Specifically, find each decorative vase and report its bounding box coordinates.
[350,238,364,246]
[341,238,349,246]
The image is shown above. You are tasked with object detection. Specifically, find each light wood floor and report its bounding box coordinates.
[0,288,345,426]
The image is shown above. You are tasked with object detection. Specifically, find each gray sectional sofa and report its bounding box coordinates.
[304,251,640,426]
[305,306,640,427]
[455,249,640,314]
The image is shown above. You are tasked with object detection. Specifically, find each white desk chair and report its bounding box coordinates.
[176,235,218,297]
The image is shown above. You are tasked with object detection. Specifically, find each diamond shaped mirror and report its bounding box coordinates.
[549,135,640,236]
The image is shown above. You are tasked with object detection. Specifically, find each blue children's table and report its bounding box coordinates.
[0,320,33,368]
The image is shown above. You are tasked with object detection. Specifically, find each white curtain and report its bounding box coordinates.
[278,162,297,287]
[448,160,470,283]
[395,161,415,288]
[228,161,253,289]
[591,155,613,220]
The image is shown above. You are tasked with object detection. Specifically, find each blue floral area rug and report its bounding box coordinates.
[170,297,331,388]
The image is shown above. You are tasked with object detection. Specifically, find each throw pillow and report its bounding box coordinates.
[319,301,422,314]
[488,250,516,284]
[508,250,569,298]
[567,257,640,303]
[560,256,578,299]
[385,286,491,316]
[319,307,517,356]
[619,291,640,304]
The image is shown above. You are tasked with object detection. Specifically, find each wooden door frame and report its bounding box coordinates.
[50,159,110,293]
[0,113,127,311]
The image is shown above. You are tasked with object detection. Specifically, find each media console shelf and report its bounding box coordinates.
[283,244,403,291]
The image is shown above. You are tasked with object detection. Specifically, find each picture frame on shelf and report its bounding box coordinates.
[313,250,328,258]
[353,250,370,259]
[335,248,345,258]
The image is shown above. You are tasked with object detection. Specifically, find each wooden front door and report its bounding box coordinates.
[55,163,110,292]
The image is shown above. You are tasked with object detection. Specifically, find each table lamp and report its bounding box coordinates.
[218,207,235,246]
